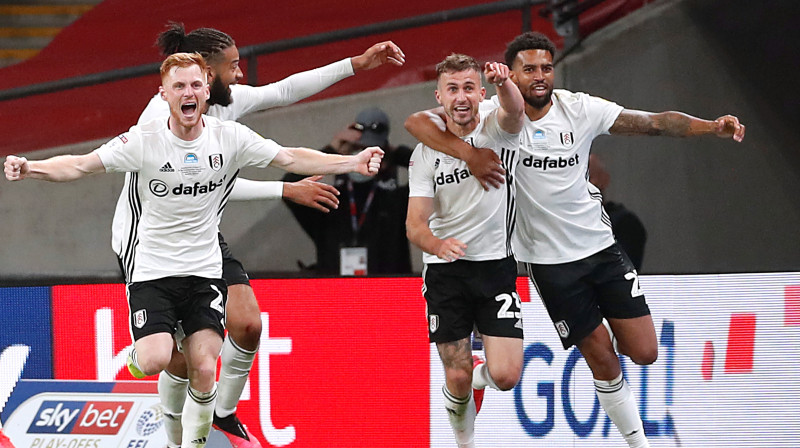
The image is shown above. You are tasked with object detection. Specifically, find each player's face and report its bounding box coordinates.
[208,45,243,106]
[159,64,209,130]
[435,69,486,128]
[509,49,554,110]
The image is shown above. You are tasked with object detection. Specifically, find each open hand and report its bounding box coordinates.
[283,175,340,212]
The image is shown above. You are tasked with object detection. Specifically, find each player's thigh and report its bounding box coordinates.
[592,244,650,320]
[178,277,227,340]
[526,261,603,349]
[133,332,174,369]
[127,279,181,342]
[472,257,524,340]
[225,284,262,335]
[423,264,474,344]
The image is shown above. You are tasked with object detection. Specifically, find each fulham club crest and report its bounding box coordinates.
[209,153,224,171]
[560,131,574,148]
[133,309,147,329]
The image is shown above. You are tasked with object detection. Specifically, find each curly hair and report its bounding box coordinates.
[504,32,556,67]
[156,22,235,65]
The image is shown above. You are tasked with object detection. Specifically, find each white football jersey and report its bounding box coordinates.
[503,89,624,264]
[96,116,281,283]
[408,108,519,264]
[112,58,355,264]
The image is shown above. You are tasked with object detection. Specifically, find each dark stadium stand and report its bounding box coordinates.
[0,0,647,156]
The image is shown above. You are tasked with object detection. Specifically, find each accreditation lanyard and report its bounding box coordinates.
[347,179,377,245]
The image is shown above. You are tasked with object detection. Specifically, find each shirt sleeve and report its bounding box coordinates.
[234,123,283,168]
[229,178,284,201]
[93,127,144,173]
[408,143,435,198]
[584,93,624,136]
[227,58,355,118]
[481,108,520,148]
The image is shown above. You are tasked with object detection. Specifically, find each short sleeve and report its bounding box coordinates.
[584,94,624,136]
[93,127,143,173]
[234,123,282,168]
[408,143,435,198]
[481,108,520,148]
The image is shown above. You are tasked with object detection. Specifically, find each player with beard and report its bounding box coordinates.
[405,32,744,448]
[114,23,404,448]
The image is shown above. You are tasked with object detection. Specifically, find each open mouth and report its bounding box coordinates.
[532,84,549,95]
[181,102,197,116]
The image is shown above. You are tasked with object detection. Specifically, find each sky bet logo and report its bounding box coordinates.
[521,154,579,171]
[28,401,132,435]
[149,175,226,198]
[435,167,473,185]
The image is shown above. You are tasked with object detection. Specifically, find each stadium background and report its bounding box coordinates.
[1,0,799,446]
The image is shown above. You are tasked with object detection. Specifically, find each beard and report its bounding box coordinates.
[523,85,553,110]
[208,77,233,107]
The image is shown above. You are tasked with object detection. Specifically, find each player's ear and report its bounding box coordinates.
[480,87,486,101]
[435,89,442,106]
[159,86,166,101]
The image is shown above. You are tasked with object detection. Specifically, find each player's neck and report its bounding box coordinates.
[168,116,205,141]
[446,115,480,137]
[525,100,552,122]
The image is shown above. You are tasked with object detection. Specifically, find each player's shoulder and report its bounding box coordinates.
[552,89,591,105]
[136,116,168,134]
[554,89,615,108]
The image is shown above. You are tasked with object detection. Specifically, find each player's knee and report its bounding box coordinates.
[445,367,473,390]
[227,314,262,338]
[629,346,658,366]
[138,351,171,376]
[187,359,218,384]
[494,369,522,391]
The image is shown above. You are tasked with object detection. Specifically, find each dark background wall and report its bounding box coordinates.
[0,0,797,281]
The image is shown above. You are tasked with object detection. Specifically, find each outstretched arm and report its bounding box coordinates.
[404,110,506,190]
[406,196,466,262]
[609,110,745,142]
[270,146,384,176]
[4,153,105,182]
[248,41,406,111]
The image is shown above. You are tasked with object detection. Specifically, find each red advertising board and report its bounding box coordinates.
[52,278,433,447]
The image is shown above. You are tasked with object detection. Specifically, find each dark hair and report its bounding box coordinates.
[435,53,481,79]
[156,22,235,64]
[504,32,556,67]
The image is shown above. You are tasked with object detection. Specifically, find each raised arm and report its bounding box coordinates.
[4,153,105,182]
[609,109,745,142]
[230,177,339,212]
[404,110,506,190]
[406,196,466,262]
[350,40,405,71]
[484,62,524,134]
[270,146,384,176]
[250,41,406,110]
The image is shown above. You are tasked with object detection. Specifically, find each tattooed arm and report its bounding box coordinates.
[609,109,745,142]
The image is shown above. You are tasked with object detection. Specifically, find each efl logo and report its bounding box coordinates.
[28,400,132,435]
